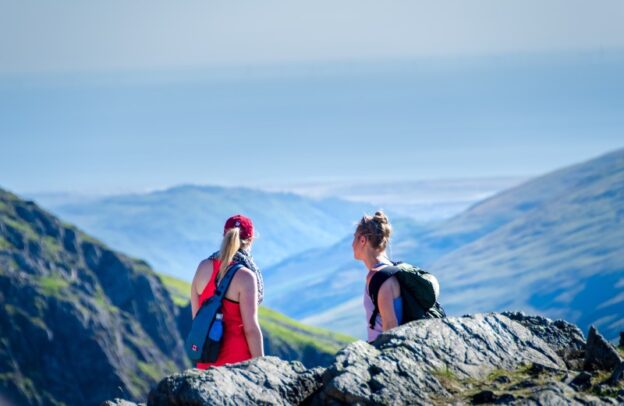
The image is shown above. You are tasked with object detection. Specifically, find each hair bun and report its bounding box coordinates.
[355,210,392,250]
[373,210,389,224]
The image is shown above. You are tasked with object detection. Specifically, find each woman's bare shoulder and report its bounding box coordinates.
[233,267,256,287]
[379,274,400,295]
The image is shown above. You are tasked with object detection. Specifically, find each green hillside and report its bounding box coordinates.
[0,188,188,405]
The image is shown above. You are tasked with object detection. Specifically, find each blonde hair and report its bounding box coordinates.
[355,210,392,250]
[217,228,251,282]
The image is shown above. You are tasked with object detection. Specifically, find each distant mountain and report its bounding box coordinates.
[31,185,373,281]
[0,187,353,405]
[266,177,525,221]
[431,148,624,341]
[264,149,624,341]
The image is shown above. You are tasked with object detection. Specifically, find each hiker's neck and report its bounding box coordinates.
[363,252,390,271]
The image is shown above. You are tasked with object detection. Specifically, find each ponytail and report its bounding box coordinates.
[218,227,241,282]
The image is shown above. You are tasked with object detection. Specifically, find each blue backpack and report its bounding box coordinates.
[185,263,243,363]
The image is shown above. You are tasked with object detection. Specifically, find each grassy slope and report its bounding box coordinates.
[157,272,355,356]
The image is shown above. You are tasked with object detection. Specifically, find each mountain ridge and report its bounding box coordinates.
[30,184,375,281]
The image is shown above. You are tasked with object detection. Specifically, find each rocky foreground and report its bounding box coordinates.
[104,312,624,405]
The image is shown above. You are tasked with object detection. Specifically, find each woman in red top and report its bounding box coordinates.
[190,214,264,368]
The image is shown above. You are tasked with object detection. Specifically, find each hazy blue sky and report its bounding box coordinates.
[1,1,623,194]
[2,0,623,73]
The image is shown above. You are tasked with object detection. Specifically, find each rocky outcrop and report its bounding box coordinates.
[584,326,623,371]
[0,189,189,405]
[502,311,586,369]
[309,313,565,405]
[517,381,610,405]
[501,311,586,354]
[123,313,624,405]
[148,357,323,406]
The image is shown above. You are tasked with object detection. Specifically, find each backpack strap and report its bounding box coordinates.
[368,266,399,330]
[213,263,244,301]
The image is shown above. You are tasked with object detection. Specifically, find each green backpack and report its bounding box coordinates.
[368,262,446,329]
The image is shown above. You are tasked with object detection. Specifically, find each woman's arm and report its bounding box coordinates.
[377,277,400,331]
[191,265,200,319]
[191,259,210,319]
[238,269,264,358]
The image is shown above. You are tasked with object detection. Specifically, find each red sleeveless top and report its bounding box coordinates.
[196,260,252,368]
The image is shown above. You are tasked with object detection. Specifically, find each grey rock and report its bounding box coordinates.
[503,311,586,369]
[584,326,622,371]
[515,381,609,405]
[620,332,624,349]
[115,311,623,406]
[502,312,586,353]
[309,313,566,405]
[147,356,323,406]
